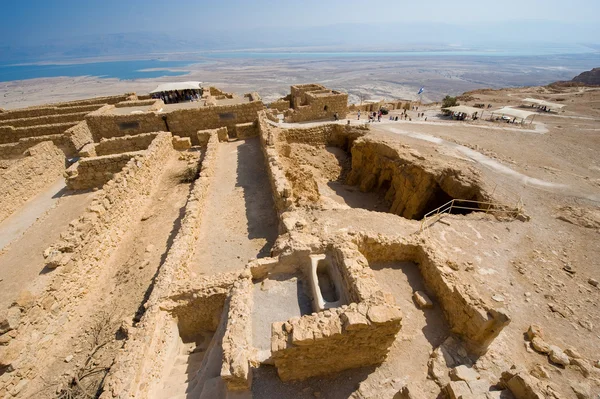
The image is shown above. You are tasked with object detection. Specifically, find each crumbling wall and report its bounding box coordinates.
[269,98,291,112]
[347,137,489,219]
[93,133,159,156]
[0,133,177,393]
[0,122,78,144]
[235,121,258,139]
[65,151,142,190]
[0,111,89,128]
[271,301,402,381]
[0,141,65,223]
[357,237,511,355]
[258,111,294,215]
[85,100,264,144]
[64,121,93,154]
[0,104,103,121]
[100,132,222,398]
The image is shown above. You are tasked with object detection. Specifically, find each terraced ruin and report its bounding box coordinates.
[0,84,599,399]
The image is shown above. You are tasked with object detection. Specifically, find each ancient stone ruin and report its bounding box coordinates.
[0,83,597,399]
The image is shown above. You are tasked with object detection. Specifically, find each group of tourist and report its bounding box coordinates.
[357,109,427,122]
[152,89,202,104]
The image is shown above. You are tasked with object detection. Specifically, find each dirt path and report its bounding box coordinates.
[0,183,95,310]
[190,138,278,275]
[0,178,69,251]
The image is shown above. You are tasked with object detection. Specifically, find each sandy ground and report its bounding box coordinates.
[190,138,278,276]
[0,182,95,310]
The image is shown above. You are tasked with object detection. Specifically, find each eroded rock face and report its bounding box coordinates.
[346,137,489,219]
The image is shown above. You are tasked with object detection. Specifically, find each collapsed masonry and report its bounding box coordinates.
[0,88,542,399]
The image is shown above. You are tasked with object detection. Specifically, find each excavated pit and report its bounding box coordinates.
[277,130,488,220]
[151,293,229,399]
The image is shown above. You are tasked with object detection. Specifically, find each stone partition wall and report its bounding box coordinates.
[234,121,258,139]
[86,98,265,144]
[0,104,103,121]
[0,141,65,223]
[0,111,90,128]
[0,122,78,144]
[268,244,402,381]
[0,133,177,393]
[65,151,143,190]
[64,121,93,154]
[357,235,511,355]
[86,132,159,157]
[100,132,222,398]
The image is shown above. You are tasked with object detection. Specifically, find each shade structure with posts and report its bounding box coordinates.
[522,98,566,112]
[490,107,537,124]
[149,81,203,94]
[442,105,486,120]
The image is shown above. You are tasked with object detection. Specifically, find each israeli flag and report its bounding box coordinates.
[417,87,424,95]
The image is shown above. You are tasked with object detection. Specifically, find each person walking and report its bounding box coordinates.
[358,110,361,120]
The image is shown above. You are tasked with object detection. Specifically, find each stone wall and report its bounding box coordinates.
[235,121,258,139]
[100,132,223,398]
[0,132,177,395]
[64,121,94,154]
[268,99,291,112]
[0,122,78,144]
[86,99,265,144]
[65,151,142,190]
[0,111,90,128]
[0,141,65,223]
[271,302,402,381]
[0,104,103,121]
[92,133,159,157]
[285,84,349,123]
[357,237,511,355]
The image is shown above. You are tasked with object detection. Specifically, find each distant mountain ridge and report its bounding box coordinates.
[571,67,600,85]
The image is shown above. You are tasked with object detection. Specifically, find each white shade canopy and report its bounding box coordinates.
[150,81,203,93]
[491,107,536,120]
[442,105,484,115]
[523,98,566,110]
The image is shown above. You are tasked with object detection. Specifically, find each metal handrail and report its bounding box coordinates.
[419,197,523,232]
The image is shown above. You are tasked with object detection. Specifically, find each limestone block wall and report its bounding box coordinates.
[86,100,264,144]
[235,121,258,139]
[100,132,223,398]
[269,99,291,112]
[65,151,142,190]
[0,104,103,121]
[0,111,90,128]
[94,133,159,156]
[271,302,402,381]
[0,122,78,144]
[258,112,294,215]
[357,236,511,355]
[0,141,65,223]
[114,99,159,108]
[64,121,93,154]
[0,133,177,391]
[285,88,349,123]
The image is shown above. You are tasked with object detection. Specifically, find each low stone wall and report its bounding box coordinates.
[65,151,142,190]
[198,127,228,144]
[0,111,89,128]
[357,237,511,355]
[0,104,103,121]
[64,121,93,154]
[92,133,159,157]
[0,133,177,395]
[0,134,73,159]
[235,121,258,139]
[100,131,222,398]
[269,99,290,112]
[86,99,265,144]
[0,122,78,144]
[258,112,294,215]
[271,302,402,381]
[115,99,159,108]
[0,141,65,223]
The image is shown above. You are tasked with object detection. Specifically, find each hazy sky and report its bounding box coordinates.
[3,0,600,44]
